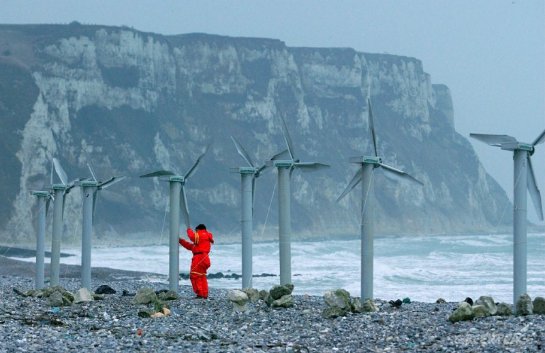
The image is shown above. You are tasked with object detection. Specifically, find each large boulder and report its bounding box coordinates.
[361,299,378,313]
[133,288,157,305]
[73,288,94,304]
[157,290,178,301]
[271,294,294,308]
[472,305,489,318]
[516,294,533,316]
[228,289,249,311]
[48,291,65,307]
[475,296,497,316]
[95,285,116,295]
[323,289,352,317]
[532,297,545,315]
[351,298,363,313]
[242,288,260,302]
[45,287,73,306]
[449,302,474,323]
[269,285,293,300]
[496,303,513,316]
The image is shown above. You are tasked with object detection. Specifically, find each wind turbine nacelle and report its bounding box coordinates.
[231,167,258,174]
[31,191,50,197]
[501,142,534,154]
[80,180,99,188]
[51,184,68,190]
[350,156,382,166]
[169,175,186,183]
[272,160,294,168]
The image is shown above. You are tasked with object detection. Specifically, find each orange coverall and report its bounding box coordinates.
[179,228,214,298]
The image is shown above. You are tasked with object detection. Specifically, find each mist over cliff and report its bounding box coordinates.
[0,23,510,245]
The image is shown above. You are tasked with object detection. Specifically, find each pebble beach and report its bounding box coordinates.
[1,256,545,352]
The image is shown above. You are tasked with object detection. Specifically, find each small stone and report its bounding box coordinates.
[150,312,165,318]
[516,294,533,316]
[464,297,474,306]
[402,297,411,304]
[389,299,402,308]
[532,297,545,315]
[351,297,363,313]
[258,290,268,301]
[228,289,249,311]
[162,307,171,316]
[436,298,446,304]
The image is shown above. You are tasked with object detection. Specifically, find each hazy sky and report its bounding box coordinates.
[2,0,544,223]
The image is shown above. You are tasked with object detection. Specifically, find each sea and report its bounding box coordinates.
[8,233,545,303]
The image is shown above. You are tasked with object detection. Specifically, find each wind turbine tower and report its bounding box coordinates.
[50,158,75,286]
[270,116,329,285]
[337,98,422,301]
[140,147,208,292]
[78,164,125,290]
[231,136,269,289]
[31,190,51,289]
[470,130,545,307]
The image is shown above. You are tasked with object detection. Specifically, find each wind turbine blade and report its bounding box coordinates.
[367,98,378,157]
[231,136,255,168]
[531,129,545,146]
[92,190,98,224]
[295,162,331,172]
[256,163,269,176]
[279,115,296,160]
[140,170,175,178]
[184,145,210,180]
[87,163,98,182]
[61,193,67,220]
[469,133,517,147]
[180,187,191,229]
[271,149,289,161]
[53,158,68,185]
[337,169,363,202]
[379,163,423,185]
[527,156,544,221]
[251,177,256,213]
[99,176,126,190]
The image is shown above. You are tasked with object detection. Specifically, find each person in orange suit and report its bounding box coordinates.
[179,224,214,299]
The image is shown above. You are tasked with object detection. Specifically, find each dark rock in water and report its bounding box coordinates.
[464,297,473,306]
[254,273,276,278]
[389,299,403,308]
[95,285,116,295]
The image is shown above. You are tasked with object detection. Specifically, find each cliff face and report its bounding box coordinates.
[0,24,510,244]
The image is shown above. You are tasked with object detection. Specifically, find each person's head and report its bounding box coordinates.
[195,224,207,231]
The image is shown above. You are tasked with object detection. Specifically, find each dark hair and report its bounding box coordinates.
[195,224,207,230]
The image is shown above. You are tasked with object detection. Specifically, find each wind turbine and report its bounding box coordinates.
[337,98,422,302]
[50,158,76,286]
[231,136,269,289]
[470,130,545,307]
[140,146,209,292]
[77,163,125,290]
[269,116,330,285]
[30,188,52,289]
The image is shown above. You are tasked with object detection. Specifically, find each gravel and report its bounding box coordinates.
[1,257,545,352]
